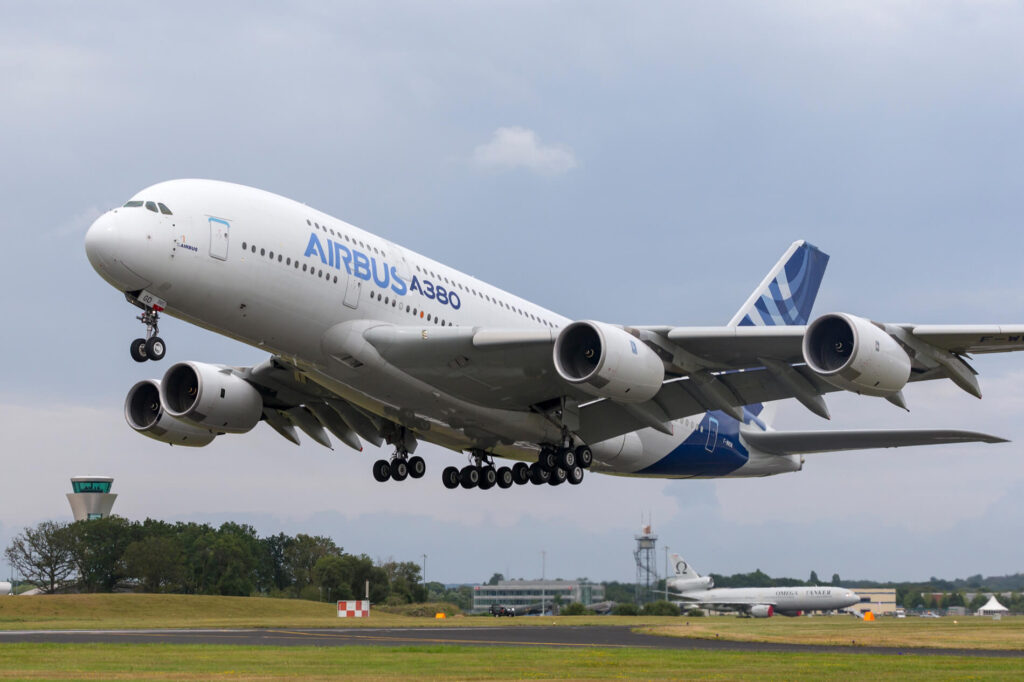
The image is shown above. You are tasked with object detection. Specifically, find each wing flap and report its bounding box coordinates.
[742,427,1008,455]
[908,325,1024,355]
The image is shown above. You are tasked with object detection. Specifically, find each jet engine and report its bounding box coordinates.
[553,321,665,403]
[159,361,263,434]
[802,313,911,397]
[668,576,714,592]
[124,380,216,446]
[749,604,774,618]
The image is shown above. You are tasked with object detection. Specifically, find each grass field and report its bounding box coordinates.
[0,643,1021,681]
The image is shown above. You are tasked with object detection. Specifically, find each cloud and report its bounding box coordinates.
[472,126,577,175]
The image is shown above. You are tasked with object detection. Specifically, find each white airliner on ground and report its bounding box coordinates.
[84,179,1024,490]
[667,554,860,617]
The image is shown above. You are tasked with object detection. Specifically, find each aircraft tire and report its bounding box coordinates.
[496,467,514,489]
[557,448,576,469]
[512,462,531,485]
[130,338,148,363]
[145,336,166,361]
[442,466,460,489]
[479,466,497,490]
[391,459,409,481]
[459,465,479,489]
[540,448,558,470]
[372,459,391,482]
[408,456,426,479]
[575,445,593,468]
[567,465,584,485]
[529,462,548,485]
[549,467,568,486]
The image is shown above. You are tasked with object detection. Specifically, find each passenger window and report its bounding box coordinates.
[145,201,158,213]
[123,200,143,208]
[157,203,172,215]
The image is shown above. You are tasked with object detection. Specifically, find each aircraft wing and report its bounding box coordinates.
[741,428,1007,455]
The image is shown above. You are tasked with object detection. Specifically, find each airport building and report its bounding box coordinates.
[472,579,605,614]
[66,476,117,521]
[845,588,897,616]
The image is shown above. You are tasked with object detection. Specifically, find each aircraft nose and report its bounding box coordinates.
[84,210,152,291]
[85,211,119,272]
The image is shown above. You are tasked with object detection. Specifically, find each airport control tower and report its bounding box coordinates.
[66,476,117,521]
[634,521,657,606]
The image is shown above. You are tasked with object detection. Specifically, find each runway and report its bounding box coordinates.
[0,625,1020,657]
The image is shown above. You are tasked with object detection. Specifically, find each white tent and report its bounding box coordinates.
[977,596,1008,615]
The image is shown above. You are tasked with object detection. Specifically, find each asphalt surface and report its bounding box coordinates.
[0,625,1021,657]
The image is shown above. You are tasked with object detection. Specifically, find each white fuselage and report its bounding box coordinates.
[673,584,860,614]
[85,179,800,477]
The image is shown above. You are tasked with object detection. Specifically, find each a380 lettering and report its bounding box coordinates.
[304,232,461,310]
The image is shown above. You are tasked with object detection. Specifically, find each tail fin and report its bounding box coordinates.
[729,240,829,327]
[670,554,701,580]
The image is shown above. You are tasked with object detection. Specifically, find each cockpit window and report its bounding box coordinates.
[157,202,173,215]
[145,201,158,213]
[123,200,144,207]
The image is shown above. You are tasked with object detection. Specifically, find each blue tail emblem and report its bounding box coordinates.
[730,241,829,327]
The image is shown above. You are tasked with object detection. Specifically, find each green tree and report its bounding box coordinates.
[808,571,820,585]
[312,555,354,601]
[123,536,185,592]
[66,516,137,592]
[969,593,988,611]
[561,602,586,615]
[380,560,426,603]
[831,573,842,586]
[285,534,341,596]
[487,572,504,586]
[3,521,75,593]
[612,603,639,616]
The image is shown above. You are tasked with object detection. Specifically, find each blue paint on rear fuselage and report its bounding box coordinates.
[638,404,764,477]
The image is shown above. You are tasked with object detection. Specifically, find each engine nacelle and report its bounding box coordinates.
[668,576,714,592]
[553,321,665,403]
[750,604,774,618]
[802,313,911,397]
[160,362,263,434]
[124,380,217,446]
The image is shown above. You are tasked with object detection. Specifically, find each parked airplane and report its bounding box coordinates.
[85,179,1023,490]
[667,554,860,617]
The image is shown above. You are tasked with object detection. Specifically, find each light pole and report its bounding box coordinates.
[422,554,427,587]
[541,550,546,615]
[664,545,670,601]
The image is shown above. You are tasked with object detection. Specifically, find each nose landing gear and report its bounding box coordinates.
[372,443,425,484]
[129,306,166,362]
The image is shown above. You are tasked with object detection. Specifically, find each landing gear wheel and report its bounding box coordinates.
[130,338,148,363]
[372,459,391,482]
[144,336,166,361]
[442,466,460,489]
[540,448,558,470]
[391,459,409,481]
[408,456,426,479]
[529,462,550,485]
[575,445,593,468]
[512,462,531,485]
[479,466,497,490]
[496,467,514,489]
[557,448,576,470]
[567,465,584,485]
[459,465,480,489]
[549,467,568,486]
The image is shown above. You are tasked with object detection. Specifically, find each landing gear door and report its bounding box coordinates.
[209,217,230,261]
[704,415,719,453]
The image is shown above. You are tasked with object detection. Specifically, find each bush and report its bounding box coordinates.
[641,600,680,616]
[685,608,706,617]
[612,603,639,616]
[560,602,587,616]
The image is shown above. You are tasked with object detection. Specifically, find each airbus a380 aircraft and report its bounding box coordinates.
[666,554,860,617]
[85,179,1023,490]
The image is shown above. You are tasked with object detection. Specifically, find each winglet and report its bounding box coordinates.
[729,241,829,327]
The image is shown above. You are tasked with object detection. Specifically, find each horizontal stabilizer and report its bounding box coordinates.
[742,428,1007,455]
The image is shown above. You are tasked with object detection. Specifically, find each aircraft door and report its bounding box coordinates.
[209,217,230,260]
[343,276,361,309]
[704,415,719,453]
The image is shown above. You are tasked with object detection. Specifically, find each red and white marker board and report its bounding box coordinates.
[337,600,370,618]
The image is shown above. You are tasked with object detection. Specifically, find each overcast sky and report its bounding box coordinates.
[2,2,1023,585]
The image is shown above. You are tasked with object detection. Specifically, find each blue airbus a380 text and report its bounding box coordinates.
[84,179,1024,490]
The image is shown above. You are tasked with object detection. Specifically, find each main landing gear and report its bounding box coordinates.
[372,444,426,484]
[441,444,592,491]
[130,308,166,363]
